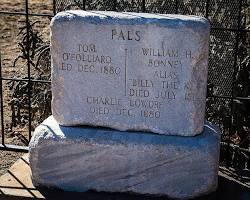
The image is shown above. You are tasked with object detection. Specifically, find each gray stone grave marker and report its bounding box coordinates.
[51,10,210,136]
[29,11,220,199]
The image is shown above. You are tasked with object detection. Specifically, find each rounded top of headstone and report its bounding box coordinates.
[51,10,210,32]
[50,10,210,136]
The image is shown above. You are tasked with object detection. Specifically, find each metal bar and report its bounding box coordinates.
[142,0,146,12]
[1,77,51,83]
[1,11,249,32]
[0,11,53,17]
[226,0,243,167]
[211,27,250,32]
[1,138,249,155]
[25,0,32,141]
[2,77,250,100]
[0,144,29,152]
[175,0,179,14]
[0,52,5,146]
[205,0,210,18]
[82,0,86,10]
[2,78,250,99]
[53,0,56,15]
[1,77,249,100]
[113,0,117,11]
[207,95,250,101]
[221,142,250,154]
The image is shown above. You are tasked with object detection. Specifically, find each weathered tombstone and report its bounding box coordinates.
[29,11,220,199]
[51,11,210,136]
[30,116,220,199]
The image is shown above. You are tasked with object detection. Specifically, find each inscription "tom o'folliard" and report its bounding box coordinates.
[51,10,210,136]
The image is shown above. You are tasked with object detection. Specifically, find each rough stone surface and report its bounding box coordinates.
[51,10,210,136]
[29,116,220,199]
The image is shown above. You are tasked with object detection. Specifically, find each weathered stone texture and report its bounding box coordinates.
[29,116,220,199]
[51,11,210,136]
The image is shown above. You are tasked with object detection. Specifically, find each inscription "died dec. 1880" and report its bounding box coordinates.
[51,10,210,136]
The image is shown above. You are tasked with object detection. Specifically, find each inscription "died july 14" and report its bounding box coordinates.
[51,10,210,136]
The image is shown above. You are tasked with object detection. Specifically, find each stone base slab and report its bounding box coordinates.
[29,116,220,199]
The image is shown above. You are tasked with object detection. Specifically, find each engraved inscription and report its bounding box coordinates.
[111,29,141,41]
[51,11,210,135]
[53,23,204,125]
[56,35,202,120]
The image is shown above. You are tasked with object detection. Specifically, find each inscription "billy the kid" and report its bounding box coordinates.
[55,27,204,123]
[51,10,210,135]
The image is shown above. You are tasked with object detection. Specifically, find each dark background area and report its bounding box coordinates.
[0,0,249,180]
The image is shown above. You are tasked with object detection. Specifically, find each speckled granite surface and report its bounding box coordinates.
[29,116,220,199]
[51,11,210,136]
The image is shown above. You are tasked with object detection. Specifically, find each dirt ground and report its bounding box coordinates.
[0,0,53,176]
[0,0,249,180]
[0,154,249,200]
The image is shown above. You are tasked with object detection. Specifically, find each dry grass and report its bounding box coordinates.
[0,0,53,175]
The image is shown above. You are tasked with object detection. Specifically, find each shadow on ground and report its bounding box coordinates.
[0,175,250,200]
[0,155,249,200]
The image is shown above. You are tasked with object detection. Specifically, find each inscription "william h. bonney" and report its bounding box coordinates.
[51,11,210,135]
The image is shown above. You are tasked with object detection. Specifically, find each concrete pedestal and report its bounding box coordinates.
[29,116,220,199]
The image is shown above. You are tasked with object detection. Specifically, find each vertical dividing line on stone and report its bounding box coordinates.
[0,52,5,146]
[25,0,32,141]
[125,48,128,96]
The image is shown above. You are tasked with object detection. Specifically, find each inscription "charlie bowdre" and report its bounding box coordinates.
[57,27,201,120]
